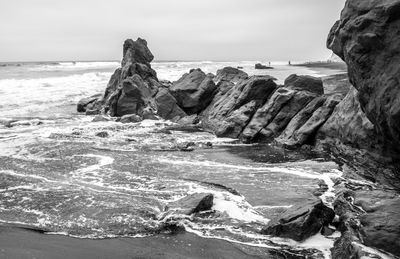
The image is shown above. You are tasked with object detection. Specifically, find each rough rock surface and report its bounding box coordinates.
[261,199,335,241]
[241,75,328,143]
[327,0,400,154]
[169,69,217,115]
[284,74,324,95]
[355,189,400,257]
[214,67,248,84]
[317,87,379,150]
[201,76,277,138]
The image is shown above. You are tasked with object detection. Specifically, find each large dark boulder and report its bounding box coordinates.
[169,69,217,115]
[261,199,335,241]
[77,38,186,121]
[201,76,277,138]
[284,74,324,95]
[241,87,318,142]
[214,67,248,84]
[327,0,400,154]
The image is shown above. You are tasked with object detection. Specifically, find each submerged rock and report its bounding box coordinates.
[92,115,112,122]
[95,131,109,138]
[164,193,214,216]
[261,199,335,241]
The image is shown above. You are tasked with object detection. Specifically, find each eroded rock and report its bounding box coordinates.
[261,199,335,241]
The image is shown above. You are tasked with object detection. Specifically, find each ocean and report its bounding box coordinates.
[0,61,345,258]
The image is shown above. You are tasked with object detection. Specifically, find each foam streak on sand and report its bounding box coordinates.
[75,154,114,173]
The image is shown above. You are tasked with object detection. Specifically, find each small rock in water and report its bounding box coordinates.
[255,63,273,69]
[92,115,112,122]
[164,193,214,216]
[178,142,196,152]
[120,114,142,123]
[261,199,335,241]
[86,109,100,115]
[95,131,109,138]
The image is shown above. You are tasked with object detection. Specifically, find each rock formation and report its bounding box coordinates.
[261,199,335,241]
[169,69,217,115]
[327,0,400,155]
[77,38,187,121]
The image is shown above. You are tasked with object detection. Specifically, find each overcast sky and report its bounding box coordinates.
[0,0,346,62]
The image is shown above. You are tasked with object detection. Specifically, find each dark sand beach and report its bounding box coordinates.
[0,225,281,259]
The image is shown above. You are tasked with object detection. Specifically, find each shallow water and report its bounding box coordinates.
[0,61,345,258]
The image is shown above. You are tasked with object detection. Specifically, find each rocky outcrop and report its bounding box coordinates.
[255,63,273,69]
[201,76,278,138]
[277,94,342,148]
[241,75,327,143]
[214,67,248,84]
[327,0,400,155]
[261,199,335,241]
[284,74,324,95]
[169,69,217,115]
[77,38,186,121]
[317,87,380,150]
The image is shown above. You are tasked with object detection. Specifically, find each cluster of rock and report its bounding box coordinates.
[77,3,400,254]
[78,40,347,149]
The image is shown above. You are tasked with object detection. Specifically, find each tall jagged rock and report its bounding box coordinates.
[77,38,186,120]
[327,0,400,154]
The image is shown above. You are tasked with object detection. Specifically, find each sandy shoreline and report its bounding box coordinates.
[0,225,285,259]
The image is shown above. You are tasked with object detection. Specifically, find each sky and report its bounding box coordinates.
[0,0,346,62]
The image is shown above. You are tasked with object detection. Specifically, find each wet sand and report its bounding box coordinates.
[0,225,280,259]
[295,61,347,71]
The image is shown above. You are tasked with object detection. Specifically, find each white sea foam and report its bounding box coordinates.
[0,72,111,117]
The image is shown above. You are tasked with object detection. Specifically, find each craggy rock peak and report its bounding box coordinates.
[327,0,400,154]
[78,38,186,120]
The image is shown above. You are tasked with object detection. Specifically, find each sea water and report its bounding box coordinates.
[0,61,346,258]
